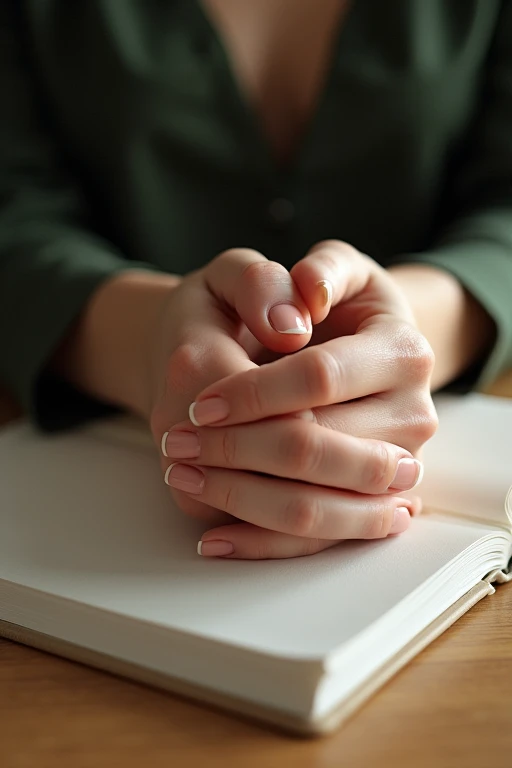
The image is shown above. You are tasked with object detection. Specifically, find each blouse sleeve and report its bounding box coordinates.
[0,3,154,428]
[389,0,512,390]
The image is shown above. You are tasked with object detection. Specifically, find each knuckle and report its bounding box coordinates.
[212,248,266,282]
[165,342,204,395]
[279,423,323,476]
[239,373,266,418]
[309,240,362,275]
[304,348,341,403]
[212,247,249,266]
[314,239,359,258]
[362,503,395,540]
[239,259,270,288]
[220,428,238,469]
[221,482,240,517]
[398,326,436,383]
[283,496,321,538]
[408,399,439,447]
[363,442,393,492]
[214,248,238,263]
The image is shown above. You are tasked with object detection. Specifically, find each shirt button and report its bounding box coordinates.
[267,198,295,229]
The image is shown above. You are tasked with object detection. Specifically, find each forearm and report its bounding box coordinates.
[388,264,496,391]
[53,271,181,417]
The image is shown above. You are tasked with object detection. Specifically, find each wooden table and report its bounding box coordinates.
[2,375,512,768]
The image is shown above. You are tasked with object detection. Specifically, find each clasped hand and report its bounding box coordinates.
[149,241,437,559]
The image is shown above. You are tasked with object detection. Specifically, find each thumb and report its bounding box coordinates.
[157,245,313,421]
[290,240,415,327]
[205,248,312,354]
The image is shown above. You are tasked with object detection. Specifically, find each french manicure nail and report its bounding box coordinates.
[268,303,308,334]
[389,458,424,491]
[389,506,411,535]
[189,397,229,426]
[164,463,205,494]
[317,280,333,306]
[197,540,235,557]
[162,430,200,459]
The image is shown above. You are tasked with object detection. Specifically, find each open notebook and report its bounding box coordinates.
[0,394,511,735]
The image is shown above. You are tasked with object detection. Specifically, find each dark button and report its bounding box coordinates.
[267,198,295,229]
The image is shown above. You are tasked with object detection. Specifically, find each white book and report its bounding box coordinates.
[0,394,510,735]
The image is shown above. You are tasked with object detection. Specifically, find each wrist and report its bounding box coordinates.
[54,270,181,417]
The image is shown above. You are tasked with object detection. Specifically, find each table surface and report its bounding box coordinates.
[2,375,512,768]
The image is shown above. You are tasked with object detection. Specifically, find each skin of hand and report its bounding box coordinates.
[58,242,490,561]
[387,263,496,392]
[148,247,422,534]
[161,241,439,559]
[58,244,427,553]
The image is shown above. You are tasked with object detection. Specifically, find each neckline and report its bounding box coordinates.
[189,0,356,181]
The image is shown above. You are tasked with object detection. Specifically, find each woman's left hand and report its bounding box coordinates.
[163,241,438,558]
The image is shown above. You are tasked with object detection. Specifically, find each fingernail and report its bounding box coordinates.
[389,506,411,535]
[389,459,424,491]
[164,463,205,494]
[268,303,308,334]
[317,280,333,307]
[189,397,229,426]
[197,540,235,557]
[162,430,200,459]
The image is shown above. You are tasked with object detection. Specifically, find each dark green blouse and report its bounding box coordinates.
[1,1,512,426]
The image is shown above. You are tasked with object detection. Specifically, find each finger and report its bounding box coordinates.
[153,271,260,520]
[408,495,423,517]
[187,321,405,427]
[154,244,311,433]
[162,418,424,494]
[163,475,231,527]
[162,246,314,516]
[155,245,310,513]
[311,394,438,455]
[171,491,234,526]
[163,464,414,540]
[197,494,423,560]
[153,289,253,519]
[291,240,414,326]
[205,248,312,353]
[198,523,339,560]
[188,243,433,426]
[189,310,436,428]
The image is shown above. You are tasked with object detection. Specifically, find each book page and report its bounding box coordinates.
[0,423,504,660]
[420,394,512,527]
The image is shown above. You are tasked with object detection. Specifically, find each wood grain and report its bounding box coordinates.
[1,372,511,768]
